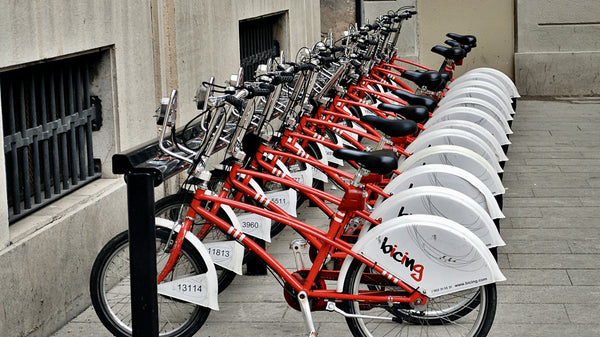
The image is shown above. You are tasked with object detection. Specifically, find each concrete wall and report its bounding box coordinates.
[320,0,356,39]
[515,0,600,96]
[319,0,418,60]
[363,0,418,60]
[417,0,514,79]
[326,0,512,76]
[0,1,320,336]
[173,0,322,122]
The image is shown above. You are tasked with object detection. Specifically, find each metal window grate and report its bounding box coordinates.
[1,53,102,223]
[239,15,281,80]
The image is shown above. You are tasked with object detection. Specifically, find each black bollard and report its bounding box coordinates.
[126,171,159,337]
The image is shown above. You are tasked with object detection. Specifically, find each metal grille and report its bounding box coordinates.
[1,53,102,223]
[239,16,280,80]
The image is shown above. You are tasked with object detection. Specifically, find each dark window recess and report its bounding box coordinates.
[239,15,281,80]
[1,53,103,223]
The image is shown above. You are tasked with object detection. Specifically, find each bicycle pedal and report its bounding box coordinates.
[290,239,308,269]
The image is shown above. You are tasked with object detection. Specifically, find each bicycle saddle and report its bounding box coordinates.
[333,149,398,175]
[445,39,472,54]
[413,69,452,83]
[446,33,477,47]
[400,70,446,92]
[390,90,438,112]
[375,104,429,124]
[439,71,452,82]
[430,46,466,63]
[360,114,418,137]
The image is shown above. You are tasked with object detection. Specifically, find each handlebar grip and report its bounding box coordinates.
[258,82,275,91]
[250,88,273,97]
[245,82,274,98]
[331,46,345,52]
[225,95,244,110]
[271,75,295,85]
[295,63,317,72]
[280,75,295,83]
[319,56,335,64]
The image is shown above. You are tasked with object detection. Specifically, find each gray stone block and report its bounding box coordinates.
[508,253,600,269]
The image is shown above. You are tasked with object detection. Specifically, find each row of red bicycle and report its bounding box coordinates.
[90,6,519,337]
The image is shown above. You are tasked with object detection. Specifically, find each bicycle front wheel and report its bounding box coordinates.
[89,228,210,337]
[155,192,237,291]
[342,259,497,337]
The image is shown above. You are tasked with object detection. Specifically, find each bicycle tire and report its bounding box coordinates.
[89,228,210,337]
[342,259,497,337]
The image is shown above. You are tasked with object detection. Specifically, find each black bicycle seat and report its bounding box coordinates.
[401,70,445,91]
[360,115,418,137]
[377,104,429,124]
[446,33,477,47]
[445,39,472,53]
[390,90,438,112]
[333,149,398,175]
[431,46,466,63]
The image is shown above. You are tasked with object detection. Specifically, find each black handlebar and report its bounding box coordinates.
[245,82,275,98]
[271,75,295,85]
[225,95,244,111]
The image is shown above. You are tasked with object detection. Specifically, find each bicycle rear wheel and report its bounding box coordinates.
[342,259,497,337]
[90,228,210,337]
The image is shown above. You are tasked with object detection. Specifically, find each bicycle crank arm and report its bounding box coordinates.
[326,302,403,323]
[297,291,318,337]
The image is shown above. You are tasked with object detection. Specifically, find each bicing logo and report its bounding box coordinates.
[380,236,424,282]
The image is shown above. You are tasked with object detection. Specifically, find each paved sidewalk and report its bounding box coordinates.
[51,99,600,337]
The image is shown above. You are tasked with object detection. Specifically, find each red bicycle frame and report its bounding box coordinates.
[160,176,426,306]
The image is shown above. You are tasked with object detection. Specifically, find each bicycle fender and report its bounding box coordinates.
[447,78,513,106]
[405,128,503,172]
[369,186,505,247]
[155,219,220,310]
[440,87,513,120]
[383,164,504,218]
[435,97,512,134]
[448,72,514,101]
[397,145,505,195]
[446,80,514,112]
[292,141,329,182]
[276,158,313,188]
[313,142,330,182]
[336,214,506,297]
[464,67,520,99]
[424,120,508,161]
[425,107,511,145]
